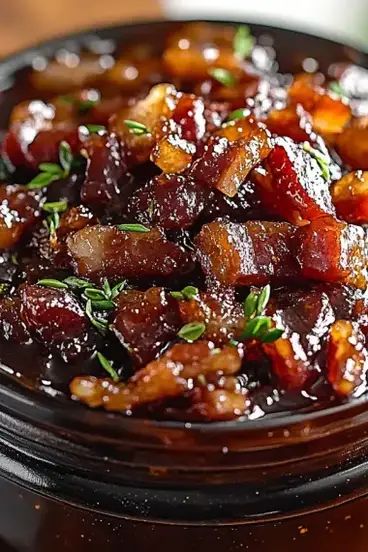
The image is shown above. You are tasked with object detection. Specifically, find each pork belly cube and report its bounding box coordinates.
[70,341,242,412]
[111,83,176,165]
[259,137,335,226]
[67,224,193,282]
[288,73,351,135]
[336,127,368,170]
[296,217,368,289]
[80,132,127,207]
[177,288,244,345]
[331,171,368,223]
[127,173,208,230]
[327,320,367,397]
[20,284,95,362]
[112,287,181,367]
[263,287,336,390]
[196,220,299,286]
[0,185,41,250]
[190,127,271,197]
[265,105,313,143]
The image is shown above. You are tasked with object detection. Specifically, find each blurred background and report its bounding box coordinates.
[1,0,367,56]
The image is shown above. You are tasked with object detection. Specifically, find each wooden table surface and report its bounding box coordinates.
[0,0,162,56]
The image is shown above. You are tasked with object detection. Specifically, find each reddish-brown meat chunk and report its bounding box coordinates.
[127,174,208,230]
[296,217,368,289]
[258,137,335,226]
[326,320,367,396]
[263,287,337,390]
[177,288,244,345]
[80,132,127,207]
[0,185,41,250]
[112,287,181,366]
[67,224,193,282]
[265,105,313,143]
[52,205,96,267]
[20,284,95,362]
[190,127,271,197]
[335,127,368,170]
[196,220,299,286]
[331,171,368,223]
[70,341,244,414]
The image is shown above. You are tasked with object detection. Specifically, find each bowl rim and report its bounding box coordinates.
[0,18,368,436]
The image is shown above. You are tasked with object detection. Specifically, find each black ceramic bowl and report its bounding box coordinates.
[0,20,368,552]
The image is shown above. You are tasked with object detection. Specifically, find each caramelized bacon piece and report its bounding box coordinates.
[67,224,193,282]
[327,320,367,396]
[127,173,208,230]
[196,220,299,286]
[177,288,244,345]
[53,205,96,267]
[190,127,271,197]
[288,73,351,135]
[188,387,249,421]
[112,83,176,165]
[336,127,368,169]
[112,288,181,366]
[266,105,313,143]
[296,217,368,289]
[151,122,196,173]
[70,341,242,411]
[331,171,368,223]
[0,185,41,250]
[20,284,95,362]
[258,137,335,225]
[80,132,127,207]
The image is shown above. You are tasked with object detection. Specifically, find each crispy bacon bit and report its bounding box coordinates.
[196,220,299,286]
[296,217,368,289]
[0,185,41,250]
[20,284,95,362]
[67,224,193,282]
[70,341,242,412]
[326,320,367,396]
[331,171,368,223]
[112,288,181,366]
[259,137,335,225]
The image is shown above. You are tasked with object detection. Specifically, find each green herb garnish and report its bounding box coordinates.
[61,95,99,114]
[37,278,69,290]
[226,108,249,122]
[303,142,330,181]
[240,285,283,343]
[27,141,73,189]
[178,322,206,342]
[233,25,254,60]
[208,67,237,88]
[63,276,91,289]
[124,120,150,136]
[171,285,199,301]
[42,199,68,240]
[329,81,345,97]
[83,124,107,134]
[0,283,10,296]
[96,351,120,382]
[117,223,150,233]
[85,299,109,333]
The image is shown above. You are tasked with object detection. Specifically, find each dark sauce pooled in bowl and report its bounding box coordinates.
[0,22,368,422]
